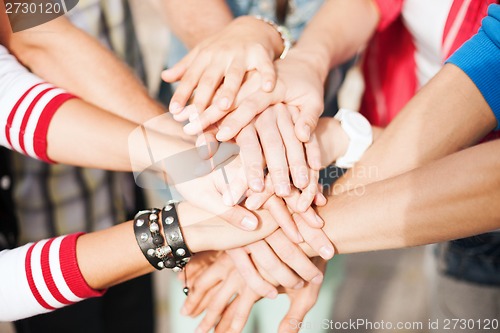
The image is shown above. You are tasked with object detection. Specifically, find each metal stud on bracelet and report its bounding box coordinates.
[162,200,193,295]
[133,209,167,270]
[162,200,192,270]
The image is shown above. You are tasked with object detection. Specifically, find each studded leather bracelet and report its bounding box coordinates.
[134,203,192,273]
[161,200,192,273]
[133,208,170,271]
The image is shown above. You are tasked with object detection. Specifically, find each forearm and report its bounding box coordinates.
[8,17,174,127]
[293,0,380,81]
[163,0,233,49]
[78,203,278,290]
[46,99,180,170]
[318,139,500,254]
[334,64,496,191]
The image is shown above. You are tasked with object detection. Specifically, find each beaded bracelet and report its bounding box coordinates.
[253,15,293,60]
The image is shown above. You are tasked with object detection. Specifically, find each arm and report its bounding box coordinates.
[6,14,181,134]
[162,0,233,49]
[292,0,381,83]
[0,202,278,321]
[319,139,500,254]
[314,8,500,252]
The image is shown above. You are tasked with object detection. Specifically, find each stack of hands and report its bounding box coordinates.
[159,16,344,333]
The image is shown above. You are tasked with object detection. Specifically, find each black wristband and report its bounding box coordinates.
[162,201,192,272]
[134,209,170,270]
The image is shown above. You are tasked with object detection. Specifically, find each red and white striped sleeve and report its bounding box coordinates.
[0,233,105,321]
[0,45,76,163]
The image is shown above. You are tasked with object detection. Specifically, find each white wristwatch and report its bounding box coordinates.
[334,108,373,168]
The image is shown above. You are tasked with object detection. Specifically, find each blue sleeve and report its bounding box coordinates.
[446,4,500,129]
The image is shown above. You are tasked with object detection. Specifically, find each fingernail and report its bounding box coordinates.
[183,122,199,135]
[319,246,334,260]
[311,274,323,285]
[263,81,273,91]
[303,124,311,141]
[216,127,232,141]
[170,102,182,114]
[219,97,230,110]
[266,289,278,299]
[250,179,264,192]
[293,281,305,290]
[195,135,207,148]
[241,216,258,230]
[245,197,259,211]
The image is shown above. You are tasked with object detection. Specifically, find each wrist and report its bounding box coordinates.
[285,48,330,83]
[316,117,349,166]
[236,15,286,60]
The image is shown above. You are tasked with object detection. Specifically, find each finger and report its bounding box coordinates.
[216,91,274,141]
[277,106,309,189]
[293,213,335,261]
[313,183,327,206]
[195,128,219,160]
[171,58,209,112]
[283,189,323,228]
[182,255,233,316]
[172,104,199,123]
[255,108,291,197]
[217,58,247,110]
[246,241,303,289]
[294,98,324,143]
[226,248,278,299]
[278,290,318,333]
[296,169,320,213]
[162,48,198,86]
[217,288,259,333]
[191,104,231,133]
[263,195,301,244]
[196,271,241,333]
[210,142,241,168]
[266,229,322,283]
[190,283,223,318]
[251,45,277,92]
[245,175,274,210]
[161,64,186,84]
[236,124,265,192]
[192,66,225,112]
[221,171,249,207]
[304,132,322,171]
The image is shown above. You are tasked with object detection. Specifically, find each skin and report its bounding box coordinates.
[76,202,279,290]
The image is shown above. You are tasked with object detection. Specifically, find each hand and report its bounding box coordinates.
[174,153,258,231]
[185,49,326,154]
[162,15,283,115]
[227,229,325,294]
[177,201,280,253]
[182,252,327,333]
[235,103,320,196]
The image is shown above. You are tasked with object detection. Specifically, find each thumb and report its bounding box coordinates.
[294,100,323,143]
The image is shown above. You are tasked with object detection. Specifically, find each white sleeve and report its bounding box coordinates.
[0,233,105,321]
[0,44,76,162]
